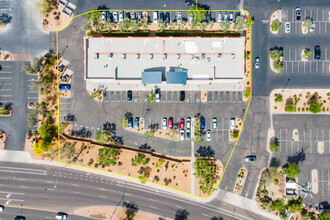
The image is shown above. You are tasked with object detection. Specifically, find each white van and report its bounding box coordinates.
[153,11,158,23]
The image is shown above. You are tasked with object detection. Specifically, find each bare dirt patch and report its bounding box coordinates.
[43,4,72,32]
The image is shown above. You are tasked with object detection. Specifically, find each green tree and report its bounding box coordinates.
[98,147,120,167]
[285,103,296,112]
[318,212,330,220]
[271,19,281,32]
[35,0,51,14]
[270,199,286,213]
[194,158,218,194]
[275,95,283,102]
[304,49,311,59]
[86,11,102,23]
[189,6,207,23]
[270,143,279,153]
[95,131,111,144]
[273,61,284,73]
[220,21,231,32]
[33,139,53,155]
[288,198,303,213]
[26,109,38,127]
[243,90,250,98]
[303,18,312,30]
[144,130,155,138]
[0,19,4,25]
[232,130,239,139]
[131,153,146,166]
[118,18,131,32]
[269,50,282,61]
[309,102,322,114]
[146,91,156,105]
[284,164,300,179]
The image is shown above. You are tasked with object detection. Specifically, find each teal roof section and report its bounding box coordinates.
[142,71,162,84]
[166,72,187,84]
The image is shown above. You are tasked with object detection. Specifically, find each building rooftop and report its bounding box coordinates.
[85,37,245,82]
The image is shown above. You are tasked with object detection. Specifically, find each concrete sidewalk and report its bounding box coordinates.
[0,150,277,219]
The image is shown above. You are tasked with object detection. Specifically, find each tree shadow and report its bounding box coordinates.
[149,123,159,130]
[286,149,306,165]
[198,4,210,10]
[195,146,215,158]
[175,209,189,220]
[125,112,133,119]
[64,114,76,122]
[211,217,224,220]
[71,127,92,138]
[122,201,139,218]
[138,143,155,152]
[97,5,109,10]
[269,157,281,167]
[318,201,330,211]
[103,121,116,134]
[0,13,12,24]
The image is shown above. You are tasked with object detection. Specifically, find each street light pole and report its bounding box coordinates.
[282,78,290,92]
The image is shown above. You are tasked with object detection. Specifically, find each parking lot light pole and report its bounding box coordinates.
[282,78,290,92]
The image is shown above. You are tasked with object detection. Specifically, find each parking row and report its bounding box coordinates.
[102,90,242,104]
[275,128,330,154]
[0,64,14,105]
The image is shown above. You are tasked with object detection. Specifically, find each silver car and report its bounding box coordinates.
[223,12,228,22]
[119,11,124,22]
[230,118,235,130]
[113,11,118,23]
[229,12,234,23]
[180,129,185,141]
[206,130,211,141]
[217,12,222,22]
[177,11,182,23]
[186,117,191,129]
[162,118,167,130]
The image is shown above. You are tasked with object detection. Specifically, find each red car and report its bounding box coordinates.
[180,118,184,129]
[168,117,173,130]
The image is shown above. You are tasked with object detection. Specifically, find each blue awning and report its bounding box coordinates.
[166,72,187,84]
[142,72,162,84]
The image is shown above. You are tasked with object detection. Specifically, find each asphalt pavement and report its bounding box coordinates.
[0,161,272,220]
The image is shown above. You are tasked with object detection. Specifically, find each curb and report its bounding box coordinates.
[0,53,13,61]
[2,131,7,150]
[269,9,281,23]
[0,108,12,117]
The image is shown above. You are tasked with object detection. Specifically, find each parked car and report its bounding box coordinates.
[125,12,130,19]
[245,155,256,162]
[212,118,217,129]
[205,11,211,23]
[200,117,205,129]
[162,118,167,130]
[113,12,118,23]
[180,91,185,101]
[128,117,133,129]
[58,64,65,72]
[127,90,132,102]
[177,11,182,23]
[217,12,222,22]
[180,129,185,141]
[107,12,112,22]
[229,12,234,23]
[119,11,124,22]
[130,12,136,20]
[235,12,240,22]
[168,117,173,129]
[137,12,142,23]
[188,13,194,23]
[282,22,289,34]
[59,84,71,90]
[186,117,191,129]
[186,129,190,140]
[230,118,235,130]
[0,205,4,212]
[310,21,315,32]
[180,118,185,129]
[14,216,26,220]
[155,89,160,102]
[255,57,260,69]
[134,117,139,128]
[165,12,170,23]
[101,11,106,23]
[0,65,2,71]
[153,11,158,23]
[295,7,301,21]
[206,130,211,141]
[314,45,321,60]
[184,0,196,6]
[223,12,228,22]
[160,12,164,21]
[56,212,68,219]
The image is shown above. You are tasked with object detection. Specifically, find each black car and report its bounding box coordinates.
[205,11,211,23]
[180,91,185,101]
[107,12,112,22]
[15,216,26,220]
[184,0,196,6]
[0,65,2,71]
[165,12,170,23]
[314,45,321,60]
[127,90,132,101]
[128,117,133,129]
[295,7,301,21]
[125,12,130,19]
[160,12,164,21]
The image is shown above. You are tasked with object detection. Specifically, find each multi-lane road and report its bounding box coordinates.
[0,161,271,220]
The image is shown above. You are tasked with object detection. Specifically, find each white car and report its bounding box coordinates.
[0,205,4,212]
[177,11,182,23]
[223,12,228,22]
[217,12,222,22]
[310,22,315,32]
[180,129,185,141]
[189,13,194,23]
[155,89,160,102]
[255,57,260,69]
[119,11,124,22]
[212,118,217,129]
[153,11,158,23]
[285,22,290,33]
[101,11,106,23]
[56,212,68,219]
[113,11,118,23]
[206,130,211,141]
[186,117,191,129]
[162,118,167,130]
[229,12,234,23]
[230,118,235,130]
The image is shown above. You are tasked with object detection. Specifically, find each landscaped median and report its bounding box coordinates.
[270,89,330,114]
[269,10,282,34]
[269,48,284,73]
[0,131,7,150]
[0,106,12,117]
[229,118,242,142]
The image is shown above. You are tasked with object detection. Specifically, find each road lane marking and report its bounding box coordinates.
[150,206,156,209]
[73,192,80,194]
[72,184,80,187]
[99,188,106,191]
[20,186,29,188]
[201,213,209,217]
[0,191,24,195]
[0,170,47,175]
[99,195,106,198]
[0,198,24,202]
[149,198,156,202]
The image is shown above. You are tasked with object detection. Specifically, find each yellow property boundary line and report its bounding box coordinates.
[56,9,253,200]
